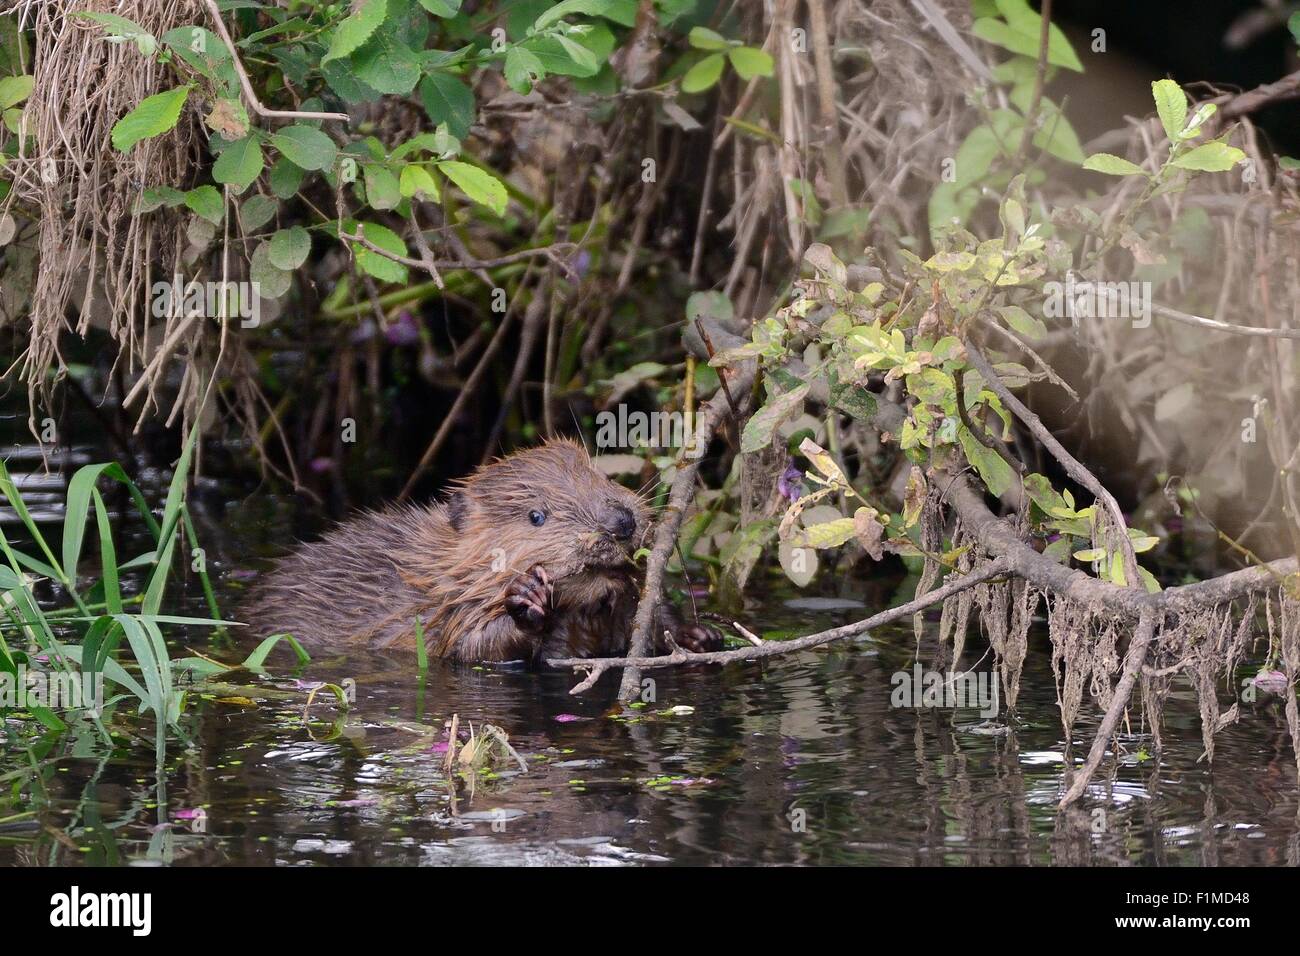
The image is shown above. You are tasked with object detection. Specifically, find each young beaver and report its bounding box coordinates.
[242,440,721,663]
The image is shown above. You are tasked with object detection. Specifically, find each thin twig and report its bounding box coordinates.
[1014,0,1053,164]
[1059,608,1157,807]
[340,231,576,276]
[551,557,1015,690]
[202,0,350,123]
[1152,302,1300,340]
[963,342,1141,587]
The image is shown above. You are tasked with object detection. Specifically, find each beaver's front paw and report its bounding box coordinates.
[674,622,724,654]
[505,564,553,633]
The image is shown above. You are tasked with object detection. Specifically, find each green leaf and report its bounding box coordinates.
[1170,141,1245,172]
[741,383,809,453]
[682,52,725,93]
[269,157,305,199]
[399,164,440,201]
[363,164,402,209]
[688,26,730,50]
[418,0,462,15]
[268,226,311,270]
[521,22,614,78]
[322,0,388,64]
[0,74,33,110]
[790,517,857,550]
[438,161,507,215]
[352,31,421,95]
[212,135,265,191]
[505,46,545,92]
[240,194,278,231]
[958,426,1013,498]
[1151,78,1187,141]
[727,46,773,81]
[182,185,224,225]
[972,9,1082,72]
[555,34,599,73]
[77,11,156,54]
[241,633,311,670]
[110,85,190,152]
[1031,100,1084,165]
[270,125,338,171]
[998,304,1047,339]
[141,426,198,617]
[250,241,293,298]
[134,186,185,214]
[1082,152,1147,176]
[354,221,409,283]
[419,72,475,140]
[533,0,615,32]
[1023,472,1068,515]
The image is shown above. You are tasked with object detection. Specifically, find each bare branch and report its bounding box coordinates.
[550,556,1015,690]
[1152,303,1300,340]
[202,0,351,124]
[964,342,1141,587]
[1059,608,1157,807]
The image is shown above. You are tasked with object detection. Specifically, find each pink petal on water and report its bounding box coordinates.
[554,714,588,723]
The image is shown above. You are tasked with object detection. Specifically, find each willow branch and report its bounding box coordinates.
[552,557,1015,692]
[615,362,757,701]
[963,342,1141,587]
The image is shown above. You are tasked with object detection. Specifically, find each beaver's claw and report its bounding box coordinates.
[674,622,724,654]
[506,564,552,633]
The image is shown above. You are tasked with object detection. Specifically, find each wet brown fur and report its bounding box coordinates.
[241,440,677,663]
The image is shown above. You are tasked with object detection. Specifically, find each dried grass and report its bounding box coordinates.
[5,0,196,427]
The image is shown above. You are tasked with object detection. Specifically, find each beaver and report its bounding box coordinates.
[241,439,722,663]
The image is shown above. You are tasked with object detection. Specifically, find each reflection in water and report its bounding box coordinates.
[4,591,1299,865]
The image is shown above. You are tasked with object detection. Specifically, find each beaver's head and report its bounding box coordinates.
[444,439,651,577]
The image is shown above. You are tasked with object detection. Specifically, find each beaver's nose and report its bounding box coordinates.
[604,504,636,541]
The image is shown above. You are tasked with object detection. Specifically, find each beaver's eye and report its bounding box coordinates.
[528,509,546,527]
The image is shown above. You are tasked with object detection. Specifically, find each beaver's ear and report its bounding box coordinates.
[446,491,469,531]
